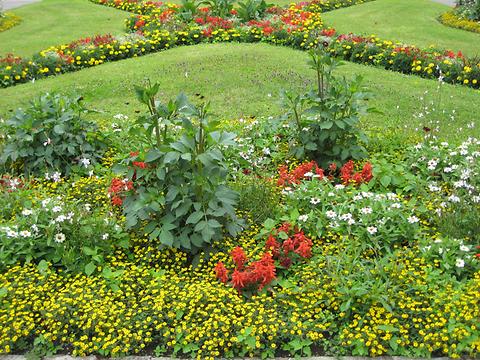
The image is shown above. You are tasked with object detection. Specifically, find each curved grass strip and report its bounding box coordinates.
[0,13,22,32]
[439,11,480,34]
[0,0,479,89]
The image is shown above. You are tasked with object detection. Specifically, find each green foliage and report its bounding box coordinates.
[178,0,201,23]
[0,93,108,177]
[0,192,128,274]
[118,82,242,254]
[435,202,480,242]
[232,174,281,224]
[236,0,271,21]
[201,0,234,17]
[280,49,371,166]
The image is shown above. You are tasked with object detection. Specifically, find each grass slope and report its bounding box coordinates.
[322,0,480,57]
[1,43,478,141]
[0,0,127,57]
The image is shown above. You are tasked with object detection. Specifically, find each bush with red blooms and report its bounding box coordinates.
[277,160,372,187]
[215,223,312,293]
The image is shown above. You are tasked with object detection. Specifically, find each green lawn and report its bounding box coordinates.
[0,0,127,57]
[1,43,478,142]
[322,0,480,57]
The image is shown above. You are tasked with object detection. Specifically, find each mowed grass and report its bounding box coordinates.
[322,0,480,57]
[1,43,478,142]
[0,0,127,57]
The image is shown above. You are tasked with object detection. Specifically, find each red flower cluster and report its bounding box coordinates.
[476,245,480,259]
[339,160,373,185]
[277,160,373,187]
[216,248,276,292]
[247,20,275,35]
[194,16,233,29]
[68,34,115,50]
[321,28,336,37]
[108,178,134,206]
[215,223,313,293]
[265,222,313,268]
[277,161,324,186]
[0,54,24,65]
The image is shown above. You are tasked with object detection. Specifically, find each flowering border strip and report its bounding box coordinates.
[438,11,480,34]
[0,0,479,89]
[0,13,22,32]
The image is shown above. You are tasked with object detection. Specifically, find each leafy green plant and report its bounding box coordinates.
[0,93,108,177]
[201,0,234,17]
[280,49,371,166]
[178,0,201,21]
[237,0,271,21]
[116,82,242,254]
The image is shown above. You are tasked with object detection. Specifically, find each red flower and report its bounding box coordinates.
[130,151,139,157]
[132,161,147,169]
[295,240,312,258]
[112,196,123,206]
[265,235,280,257]
[231,269,247,290]
[215,262,229,283]
[231,246,247,270]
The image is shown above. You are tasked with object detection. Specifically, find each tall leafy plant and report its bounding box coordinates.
[116,82,242,254]
[280,49,372,167]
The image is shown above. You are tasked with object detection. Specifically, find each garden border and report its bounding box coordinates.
[0,0,479,90]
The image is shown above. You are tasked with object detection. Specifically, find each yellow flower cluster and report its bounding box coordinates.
[439,11,480,34]
[0,12,21,32]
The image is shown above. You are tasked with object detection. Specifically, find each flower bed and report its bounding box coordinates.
[439,11,480,33]
[0,12,22,32]
[0,0,479,89]
[0,59,479,357]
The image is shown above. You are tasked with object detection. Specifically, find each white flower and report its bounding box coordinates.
[460,245,470,252]
[347,218,356,226]
[428,183,440,192]
[262,147,271,155]
[407,215,419,224]
[55,215,67,223]
[427,159,438,170]
[335,184,345,190]
[22,209,33,216]
[43,138,52,146]
[79,157,91,168]
[52,172,62,182]
[360,207,373,215]
[20,230,32,238]
[31,224,39,233]
[443,167,453,173]
[102,233,110,240]
[54,233,66,243]
[85,203,92,212]
[6,229,18,238]
[325,210,337,219]
[298,214,309,222]
[340,213,353,221]
[52,206,62,213]
[390,203,401,209]
[303,172,314,178]
[455,258,465,268]
[310,197,321,205]
[353,194,363,201]
[367,226,378,235]
[448,195,461,203]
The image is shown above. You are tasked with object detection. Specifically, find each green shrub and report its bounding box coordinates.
[115,82,242,254]
[280,49,371,166]
[0,93,108,177]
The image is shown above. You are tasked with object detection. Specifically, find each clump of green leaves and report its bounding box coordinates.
[280,48,371,167]
[237,0,271,21]
[201,0,234,17]
[117,81,242,254]
[0,93,108,177]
